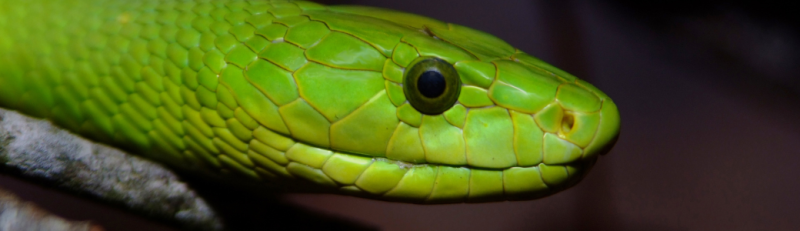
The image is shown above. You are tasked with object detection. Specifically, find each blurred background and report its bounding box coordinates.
[1,0,798,230]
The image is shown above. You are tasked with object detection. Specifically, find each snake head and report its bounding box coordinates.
[0,0,618,204]
[250,4,620,203]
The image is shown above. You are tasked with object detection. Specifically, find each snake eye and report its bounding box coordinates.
[403,57,461,115]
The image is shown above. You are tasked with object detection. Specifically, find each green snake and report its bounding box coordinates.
[0,0,620,203]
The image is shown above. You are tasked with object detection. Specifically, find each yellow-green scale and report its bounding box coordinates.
[0,0,620,203]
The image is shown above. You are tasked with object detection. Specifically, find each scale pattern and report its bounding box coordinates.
[0,0,620,203]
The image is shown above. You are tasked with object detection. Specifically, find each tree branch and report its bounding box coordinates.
[0,108,223,230]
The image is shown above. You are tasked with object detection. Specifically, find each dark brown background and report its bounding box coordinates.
[2,0,798,230]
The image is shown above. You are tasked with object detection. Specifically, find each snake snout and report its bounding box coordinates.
[582,95,621,159]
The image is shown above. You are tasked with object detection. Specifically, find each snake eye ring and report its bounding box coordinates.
[403,57,461,115]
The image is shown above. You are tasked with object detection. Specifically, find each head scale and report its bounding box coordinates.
[273,3,620,202]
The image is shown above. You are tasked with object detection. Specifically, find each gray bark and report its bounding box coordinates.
[0,108,223,231]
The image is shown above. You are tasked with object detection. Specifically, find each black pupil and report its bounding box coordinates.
[417,70,446,98]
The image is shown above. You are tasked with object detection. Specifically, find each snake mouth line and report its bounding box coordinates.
[240,136,596,203]
[236,88,619,203]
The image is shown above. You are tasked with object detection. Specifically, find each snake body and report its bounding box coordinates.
[0,0,620,203]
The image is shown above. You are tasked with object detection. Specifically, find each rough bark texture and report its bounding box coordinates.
[0,108,223,231]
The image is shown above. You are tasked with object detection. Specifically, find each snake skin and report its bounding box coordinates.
[0,0,620,203]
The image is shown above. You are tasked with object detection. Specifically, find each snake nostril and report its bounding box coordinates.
[561,112,575,134]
